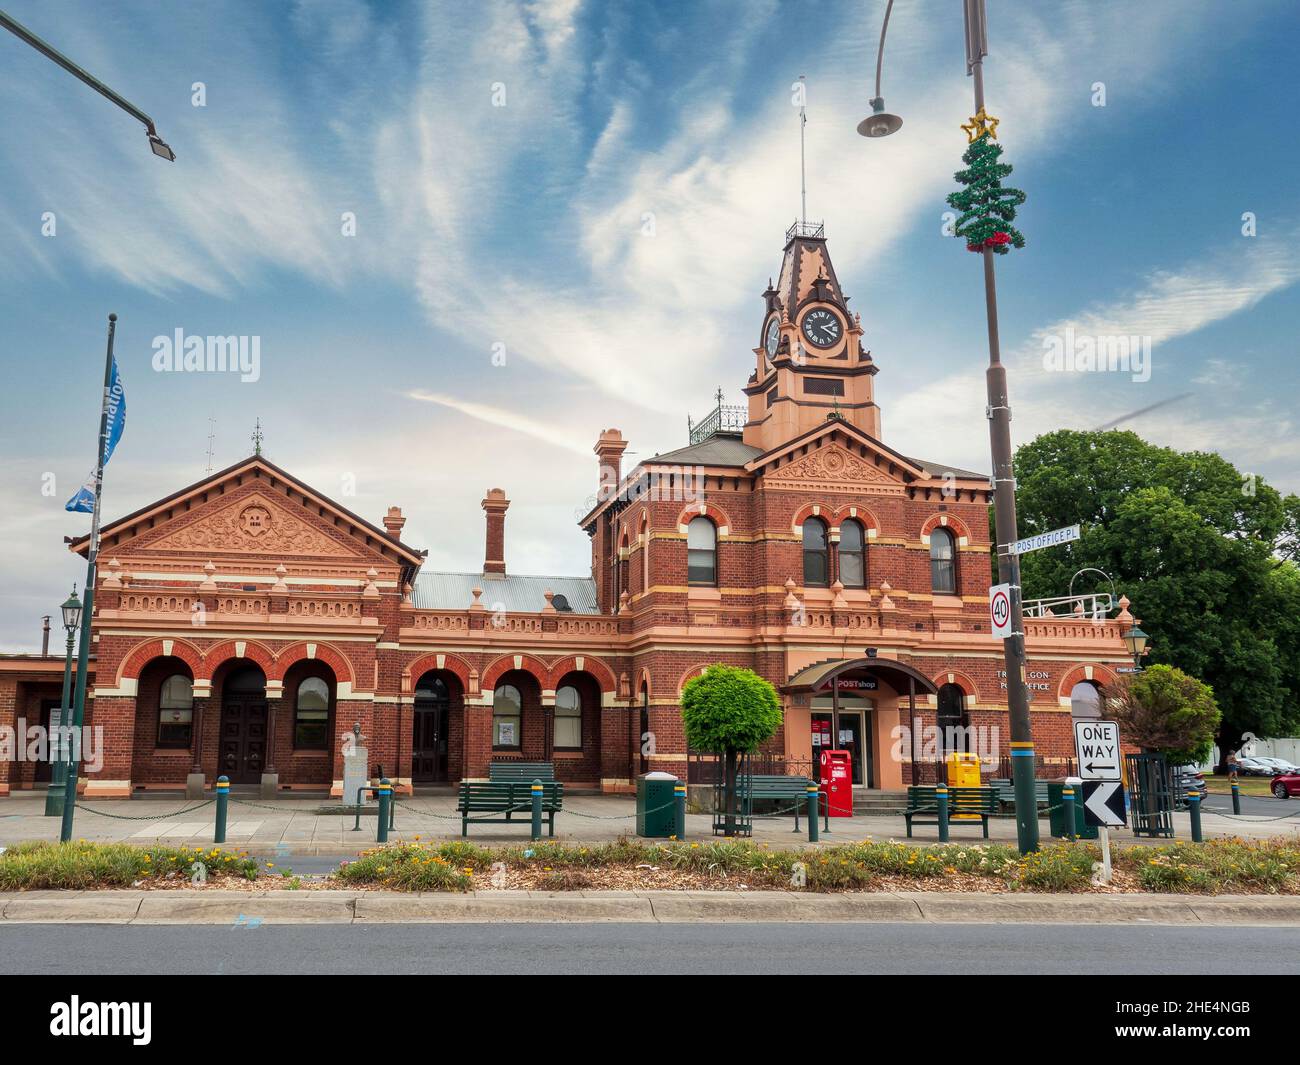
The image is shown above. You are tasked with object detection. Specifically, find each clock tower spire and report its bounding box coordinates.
[742,223,880,452]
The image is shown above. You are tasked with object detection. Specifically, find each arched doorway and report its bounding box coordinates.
[936,683,970,754]
[218,665,268,784]
[412,672,452,783]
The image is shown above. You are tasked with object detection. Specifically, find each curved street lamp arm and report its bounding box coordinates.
[873,0,895,102]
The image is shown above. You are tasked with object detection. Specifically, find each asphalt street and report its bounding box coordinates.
[6,922,1300,975]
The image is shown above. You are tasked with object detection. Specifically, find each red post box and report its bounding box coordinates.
[819,749,854,818]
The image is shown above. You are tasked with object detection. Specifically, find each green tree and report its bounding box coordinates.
[1108,664,1220,766]
[681,665,782,837]
[1007,429,1299,759]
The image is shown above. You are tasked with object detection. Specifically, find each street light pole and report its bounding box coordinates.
[44,588,81,816]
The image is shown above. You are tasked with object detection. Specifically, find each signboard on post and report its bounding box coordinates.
[1081,780,1126,827]
[988,583,1012,639]
[1073,719,1121,780]
[1010,524,1080,556]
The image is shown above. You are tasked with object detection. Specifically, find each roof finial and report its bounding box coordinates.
[252,418,264,457]
[797,74,808,224]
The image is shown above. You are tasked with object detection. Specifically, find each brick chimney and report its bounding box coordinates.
[481,489,510,577]
[594,428,627,502]
[382,506,406,538]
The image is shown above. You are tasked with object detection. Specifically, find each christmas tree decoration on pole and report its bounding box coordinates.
[947,108,1026,254]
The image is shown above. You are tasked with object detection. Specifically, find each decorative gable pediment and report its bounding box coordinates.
[760,441,908,495]
[142,491,363,559]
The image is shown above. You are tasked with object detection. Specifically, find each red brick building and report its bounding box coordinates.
[0,225,1132,797]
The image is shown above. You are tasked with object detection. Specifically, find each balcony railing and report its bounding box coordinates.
[688,389,746,445]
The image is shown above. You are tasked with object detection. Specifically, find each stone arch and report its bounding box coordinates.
[919,512,972,543]
[480,652,550,693]
[548,654,617,693]
[675,500,733,535]
[830,504,880,538]
[928,668,981,706]
[197,639,276,682]
[271,641,356,686]
[1058,663,1119,702]
[675,663,714,695]
[402,651,474,694]
[118,637,204,685]
[789,502,835,533]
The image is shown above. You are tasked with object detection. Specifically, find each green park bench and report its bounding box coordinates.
[458,780,564,837]
[740,774,828,833]
[988,777,1050,814]
[904,785,998,838]
[489,761,556,782]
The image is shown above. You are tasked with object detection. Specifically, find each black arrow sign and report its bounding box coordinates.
[1085,762,1118,774]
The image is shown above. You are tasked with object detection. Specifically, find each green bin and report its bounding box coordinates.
[1048,780,1098,840]
[637,772,678,838]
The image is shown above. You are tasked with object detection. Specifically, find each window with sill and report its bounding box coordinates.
[294,676,331,750]
[554,684,582,750]
[687,516,717,585]
[929,527,957,594]
[493,683,522,749]
[839,519,866,588]
[803,517,829,587]
[156,674,193,748]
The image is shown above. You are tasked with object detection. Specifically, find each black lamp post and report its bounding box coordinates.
[1122,625,1150,672]
[44,587,82,816]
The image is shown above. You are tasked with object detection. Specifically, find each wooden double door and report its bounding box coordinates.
[219,694,268,784]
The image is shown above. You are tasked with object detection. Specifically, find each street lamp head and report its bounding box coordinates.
[148,133,176,161]
[60,587,82,632]
[1122,624,1149,659]
[857,97,902,139]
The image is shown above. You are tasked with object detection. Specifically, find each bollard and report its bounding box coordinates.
[376,778,391,843]
[1231,781,1241,815]
[1062,785,1076,842]
[1188,790,1203,843]
[806,785,820,843]
[936,783,950,843]
[214,776,229,844]
[674,783,687,840]
[531,779,543,841]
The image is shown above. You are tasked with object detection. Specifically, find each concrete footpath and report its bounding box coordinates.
[3,791,1295,852]
[2,889,1299,925]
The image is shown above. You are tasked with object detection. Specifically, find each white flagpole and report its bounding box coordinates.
[59,313,118,842]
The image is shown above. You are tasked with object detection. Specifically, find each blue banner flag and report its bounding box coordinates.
[65,356,127,513]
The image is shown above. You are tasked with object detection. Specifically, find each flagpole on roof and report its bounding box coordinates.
[60,313,120,842]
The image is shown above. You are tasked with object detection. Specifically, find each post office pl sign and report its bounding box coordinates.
[1073,719,1121,780]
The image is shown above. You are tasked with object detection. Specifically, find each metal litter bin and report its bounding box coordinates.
[637,772,678,838]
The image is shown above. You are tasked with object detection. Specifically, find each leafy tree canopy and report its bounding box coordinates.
[1108,663,1220,766]
[681,665,782,755]
[1009,429,1299,753]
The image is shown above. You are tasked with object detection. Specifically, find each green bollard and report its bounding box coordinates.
[376,779,391,843]
[531,779,543,841]
[674,783,687,840]
[1188,790,1203,843]
[806,784,819,843]
[214,776,229,844]
[1062,785,1077,842]
[1231,781,1241,815]
[936,783,950,843]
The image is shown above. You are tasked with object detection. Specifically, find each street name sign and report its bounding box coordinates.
[1073,719,1121,780]
[988,583,1012,639]
[1010,524,1080,556]
[1082,779,1126,827]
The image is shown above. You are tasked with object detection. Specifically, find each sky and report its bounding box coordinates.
[1,0,1297,650]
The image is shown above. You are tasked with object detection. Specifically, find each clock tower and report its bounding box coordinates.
[743,222,881,452]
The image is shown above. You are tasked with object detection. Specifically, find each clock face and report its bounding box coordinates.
[801,308,842,349]
[764,317,781,357]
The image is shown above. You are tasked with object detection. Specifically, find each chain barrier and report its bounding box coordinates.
[228,797,298,812]
[73,799,215,821]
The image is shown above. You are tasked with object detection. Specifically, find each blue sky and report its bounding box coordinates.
[1,0,1298,649]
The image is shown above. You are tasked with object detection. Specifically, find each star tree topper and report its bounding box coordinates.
[960,106,999,143]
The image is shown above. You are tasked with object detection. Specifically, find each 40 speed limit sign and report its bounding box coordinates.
[988,583,1012,639]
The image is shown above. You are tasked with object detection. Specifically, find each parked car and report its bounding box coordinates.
[1235,756,1278,777]
[1255,756,1300,774]
[1173,766,1207,808]
[1270,773,1300,799]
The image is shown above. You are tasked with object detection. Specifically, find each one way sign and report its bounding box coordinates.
[1082,780,1126,827]
[1074,719,1121,780]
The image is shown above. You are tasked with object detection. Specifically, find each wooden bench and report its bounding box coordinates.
[489,761,556,782]
[739,774,828,833]
[904,786,998,838]
[458,780,564,837]
[989,778,1050,813]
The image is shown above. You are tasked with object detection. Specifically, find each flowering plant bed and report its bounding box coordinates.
[0,841,259,890]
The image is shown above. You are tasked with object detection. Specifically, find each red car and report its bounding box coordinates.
[1270,773,1300,799]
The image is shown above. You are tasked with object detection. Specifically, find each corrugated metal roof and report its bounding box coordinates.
[413,571,600,614]
[645,435,762,467]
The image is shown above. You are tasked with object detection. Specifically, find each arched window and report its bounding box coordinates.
[687,516,716,585]
[294,676,330,750]
[839,519,866,588]
[929,527,957,594]
[937,683,969,754]
[803,517,829,587]
[554,684,582,750]
[493,683,522,749]
[157,674,193,748]
[1070,681,1102,720]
